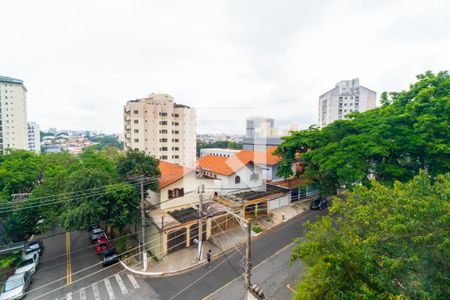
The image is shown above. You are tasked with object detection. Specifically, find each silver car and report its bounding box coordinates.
[15,251,40,275]
[0,272,32,300]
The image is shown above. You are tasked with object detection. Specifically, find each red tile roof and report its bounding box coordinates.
[158,161,192,189]
[197,147,281,176]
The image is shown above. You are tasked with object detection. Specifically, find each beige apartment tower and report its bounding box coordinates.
[123,93,196,167]
[0,76,28,154]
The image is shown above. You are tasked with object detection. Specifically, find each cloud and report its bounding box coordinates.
[0,0,449,134]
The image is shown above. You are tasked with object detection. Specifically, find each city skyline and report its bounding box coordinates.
[1,0,449,134]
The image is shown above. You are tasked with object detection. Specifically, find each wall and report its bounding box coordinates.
[268,193,290,210]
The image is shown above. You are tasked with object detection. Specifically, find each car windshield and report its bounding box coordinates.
[93,228,103,234]
[3,278,23,292]
[313,198,322,205]
[29,243,39,250]
[17,259,33,267]
[103,249,116,256]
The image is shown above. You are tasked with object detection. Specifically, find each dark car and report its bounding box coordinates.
[310,197,329,210]
[25,240,44,256]
[100,248,119,267]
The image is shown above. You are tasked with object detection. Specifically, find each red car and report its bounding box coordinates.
[94,237,112,254]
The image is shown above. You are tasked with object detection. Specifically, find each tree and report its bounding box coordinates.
[275,71,450,195]
[196,140,243,157]
[117,150,160,191]
[291,171,450,299]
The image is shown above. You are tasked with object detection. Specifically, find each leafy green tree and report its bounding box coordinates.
[275,71,450,195]
[291,171,450,299]
[117,150,160,191]
[196,140,243,157]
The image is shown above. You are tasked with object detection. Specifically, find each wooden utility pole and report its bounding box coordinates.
[245,220,252,292]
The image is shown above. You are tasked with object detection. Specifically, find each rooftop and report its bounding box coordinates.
[0,75,24,85]
[159,161,192,189]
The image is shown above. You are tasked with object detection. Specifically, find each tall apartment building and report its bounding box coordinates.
[318,78,376,128]
[123,93,196,167]
[0,76,28,154]
[27,122,41,153]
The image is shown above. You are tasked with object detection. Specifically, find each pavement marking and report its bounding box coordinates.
[66,292,72,300]
[114,274,128,295]
[202,242,296,300]
[104,278,116,300]
[127,274,140,289]
[80,287,87,300]
[92,283,101,300]
[286,283,297,294]
[66,231,72,285]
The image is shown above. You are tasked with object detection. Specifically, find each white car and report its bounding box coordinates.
[15,251,39,275]
[0,272,32,300]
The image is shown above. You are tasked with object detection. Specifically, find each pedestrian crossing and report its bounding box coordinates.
[58,273,141,300]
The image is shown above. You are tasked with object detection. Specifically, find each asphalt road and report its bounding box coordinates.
[25,208,327,300]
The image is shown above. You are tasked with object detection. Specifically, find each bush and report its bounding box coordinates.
[252,226,263,234]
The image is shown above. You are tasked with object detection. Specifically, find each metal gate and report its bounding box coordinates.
[189,223,206,245]
[167,228,187,254]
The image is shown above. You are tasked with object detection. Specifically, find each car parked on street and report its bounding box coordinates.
[89,228,105,243]
[310,196,329,210]
[94,237,112,255]
[100,248,119,267]
[88,224,100,233]
[14,258,37,275]
[25,240,44,256]
[0,271,32,300]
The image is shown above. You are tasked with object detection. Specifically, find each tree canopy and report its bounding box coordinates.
[0,148,160,243]
[291,171,450,299]
[275,71,450,195]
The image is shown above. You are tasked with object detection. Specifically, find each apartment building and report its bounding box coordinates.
[318,78,376,128]
[27,122,41,153]
[0,76,28,154]
[123,93,196,167]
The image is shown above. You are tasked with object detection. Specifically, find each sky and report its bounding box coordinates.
[0,0,449,134]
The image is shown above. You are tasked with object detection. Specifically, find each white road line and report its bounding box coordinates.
[92,283,101,300]
[114,274,128,295]
[127,274,140,289]
[80,287,87,300]
[104,278,116,300]
[66,292,72,300]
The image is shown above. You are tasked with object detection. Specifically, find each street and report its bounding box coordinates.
[25,208,327,300]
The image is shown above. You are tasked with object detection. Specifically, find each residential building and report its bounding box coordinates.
[0,76,28,154]
[243,116,297,150]
[318,78,376,128]
[27,122,41,153]
[123,93,196,168]
[199,148,240,158]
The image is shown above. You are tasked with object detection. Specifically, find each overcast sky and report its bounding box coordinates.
[1,0,449,134]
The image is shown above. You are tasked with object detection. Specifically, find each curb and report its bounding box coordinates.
[120,208,317,278]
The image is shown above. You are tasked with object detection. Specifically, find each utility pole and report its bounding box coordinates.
[197,184,204,261]
[140,178,148,270]
[244,220,252,292]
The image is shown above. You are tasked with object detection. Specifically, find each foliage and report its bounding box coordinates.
[275,71,450,195]
[252,226,263,234]
[86,135,123,150]
[291,171,450,299]
[196,140,243,157]
[0,148,160,242]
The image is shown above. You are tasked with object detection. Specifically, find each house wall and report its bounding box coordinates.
[215,164,264,194]
[268,194,291,210]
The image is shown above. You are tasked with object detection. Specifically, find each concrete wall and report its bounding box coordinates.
[268,194,290,210]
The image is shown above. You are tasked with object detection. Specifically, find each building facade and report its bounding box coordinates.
[27,122,41,153]
[0,76,28,154]
[123,93,196,167]
[318,78,376,128]
[243,116,297,150]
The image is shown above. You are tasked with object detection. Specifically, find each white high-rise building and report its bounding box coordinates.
[0,76,28,154]
[318,78,376,128]
[123,93,196,167]
[27,122,41,153]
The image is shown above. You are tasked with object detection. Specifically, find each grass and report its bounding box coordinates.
[252,226,263,234]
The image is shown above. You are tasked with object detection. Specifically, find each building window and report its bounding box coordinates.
[133,120,139,124]
[160,147,168,151]
[172,130,179,134]
[159,112,168,116]
[172,122,179,126]
[134,139,139,142]
[172,155,179,159]
[133,110,139,114]
[160,138,168,142]
[250,173,259,181]
[159,130,168,134]
[159,121,168,125]
[172,113,179,117]
[235,176,241,184]
[172,138,179,142]
[168,188,184,199]
[172,147,179,151]
[160,155,168,160]
[134,129,139,133]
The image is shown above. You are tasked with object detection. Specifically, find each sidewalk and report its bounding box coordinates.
[123,199,313,276]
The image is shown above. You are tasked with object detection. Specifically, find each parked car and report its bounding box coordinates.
[94,238,112,255]
[14,259,36,276]
[0,272,32,300]
[22,251,39,266]
[25,240,44,256]
[89,228,105,243]
[100,248,119,267]
[310,197,329,210]
[88,224,100,233]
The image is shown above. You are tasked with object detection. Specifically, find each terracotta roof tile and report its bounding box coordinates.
[196,147,281,176]
[158,161,192,189]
